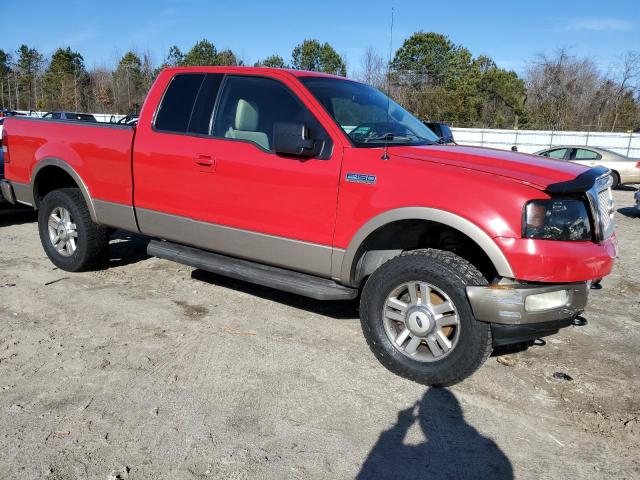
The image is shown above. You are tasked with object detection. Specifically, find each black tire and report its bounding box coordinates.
[38,188,109,272]
[611,171,620,189]
[360,249,492,386]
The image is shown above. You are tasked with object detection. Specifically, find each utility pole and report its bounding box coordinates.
[126,64,132,112]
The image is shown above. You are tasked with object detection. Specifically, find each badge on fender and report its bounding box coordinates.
[346,173,376,185]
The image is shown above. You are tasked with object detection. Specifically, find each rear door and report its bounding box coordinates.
[569,148,601,167]
[133,73,223,220]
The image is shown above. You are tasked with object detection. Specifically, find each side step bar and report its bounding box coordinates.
[147,240,358,301]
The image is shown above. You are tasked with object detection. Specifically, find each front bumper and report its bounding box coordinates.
[494,236,617,283]
[466,281,588,325]
[620,170,640,185]
[490,319,575,346]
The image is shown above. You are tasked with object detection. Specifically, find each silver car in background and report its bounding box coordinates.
[535,146,640,188]
[635,189,640,213]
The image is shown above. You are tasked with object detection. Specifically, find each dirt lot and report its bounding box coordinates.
[0,189,638,479]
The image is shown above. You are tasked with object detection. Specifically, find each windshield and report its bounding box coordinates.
[300,77,439,147]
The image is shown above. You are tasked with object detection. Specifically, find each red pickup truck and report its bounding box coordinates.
[1,67,617,386]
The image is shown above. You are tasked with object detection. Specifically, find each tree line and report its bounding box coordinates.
[1,34,638,131]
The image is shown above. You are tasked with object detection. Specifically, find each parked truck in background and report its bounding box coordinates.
[0,67,617,386]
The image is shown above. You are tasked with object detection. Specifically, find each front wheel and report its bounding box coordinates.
[359,249,492,386]
[38,188,109,272]
[611,171,620,189]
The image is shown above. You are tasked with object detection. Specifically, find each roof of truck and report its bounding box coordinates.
[160,66,347,80]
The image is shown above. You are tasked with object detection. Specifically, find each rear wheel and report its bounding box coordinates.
[38,188,109,271]
[360,249,492,386]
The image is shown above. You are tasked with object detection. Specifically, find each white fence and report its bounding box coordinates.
[452,127,640,158]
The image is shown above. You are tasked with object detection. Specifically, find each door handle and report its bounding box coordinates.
[195,153,215,167]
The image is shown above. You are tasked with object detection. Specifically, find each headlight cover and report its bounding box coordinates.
[523,199,592,241]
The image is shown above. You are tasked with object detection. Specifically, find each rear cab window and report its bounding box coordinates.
[154,74,205,133]
[154,73,224,135]
[571,148,600,160]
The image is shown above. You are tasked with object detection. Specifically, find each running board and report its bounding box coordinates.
[147,240,358,301]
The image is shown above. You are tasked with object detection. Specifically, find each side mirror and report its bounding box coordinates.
[273,122,317,157]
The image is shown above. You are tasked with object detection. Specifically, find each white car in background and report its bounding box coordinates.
[535,146,640,188]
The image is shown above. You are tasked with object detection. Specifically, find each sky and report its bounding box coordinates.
[2,0,639,76]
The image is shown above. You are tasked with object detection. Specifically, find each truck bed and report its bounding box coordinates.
[3,116,135,208]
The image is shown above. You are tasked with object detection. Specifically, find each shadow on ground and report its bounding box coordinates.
[191,269,360,320]
[617,207,639,218]
[614,185,638,192]
[0,208,37,227]
[357,388,513,480]
[107,230,150,268]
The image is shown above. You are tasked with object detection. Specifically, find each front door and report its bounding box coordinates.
[134,72,341,276]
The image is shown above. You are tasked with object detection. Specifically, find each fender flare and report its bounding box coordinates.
[337,207,515,285]
[31,158,98,223]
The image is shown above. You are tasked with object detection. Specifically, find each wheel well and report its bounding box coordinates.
[33,166,79,207]
[353,219,499,284]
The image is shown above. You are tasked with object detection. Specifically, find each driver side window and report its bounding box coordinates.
[545,148,568,160]
[212,76,329,153]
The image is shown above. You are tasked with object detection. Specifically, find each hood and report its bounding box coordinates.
[392,145,588,190]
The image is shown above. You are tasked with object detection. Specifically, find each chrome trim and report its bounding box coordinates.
[466,282,588,325]
[585,173,615,242]
[8,115,133,130]
[93,199,138,232]
[382,280,461,362]
[340,207,515,286]
[137,208,333,277]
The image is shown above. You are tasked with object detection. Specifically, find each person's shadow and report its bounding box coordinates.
[357,388,513,480]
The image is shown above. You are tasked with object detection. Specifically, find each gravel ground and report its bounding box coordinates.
[0,189,638,480]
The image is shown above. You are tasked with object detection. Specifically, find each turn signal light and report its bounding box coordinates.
[635,161,640,169]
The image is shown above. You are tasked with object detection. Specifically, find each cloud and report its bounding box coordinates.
[567,18,634,32]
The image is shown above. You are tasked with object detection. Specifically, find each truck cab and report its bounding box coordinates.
[0,67,617,386]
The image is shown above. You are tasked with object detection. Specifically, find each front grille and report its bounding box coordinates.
[597,187,614,237]
[586,174,615,241]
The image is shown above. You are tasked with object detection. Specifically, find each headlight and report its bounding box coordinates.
[523,199,592,241]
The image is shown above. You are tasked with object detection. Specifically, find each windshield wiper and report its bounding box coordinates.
[360,132,438,145]
[364,132,420,143]
[366,132,396,142]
